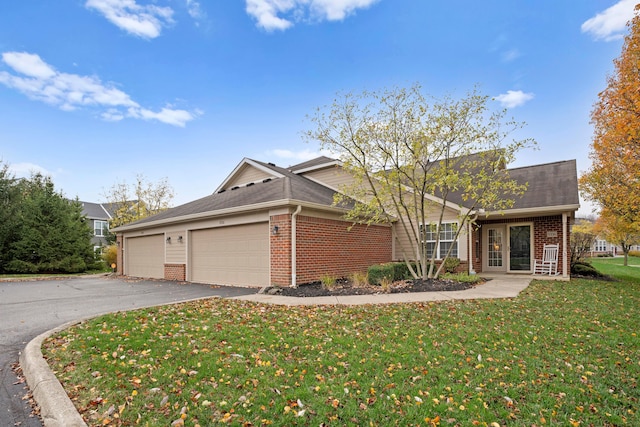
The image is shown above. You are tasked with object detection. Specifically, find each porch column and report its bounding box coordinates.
[468,221,475,274]
[562,212,568,279]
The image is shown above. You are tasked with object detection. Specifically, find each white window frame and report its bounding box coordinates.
[421,222,459,259]
[94,220,108,237]
[595,240,608,252]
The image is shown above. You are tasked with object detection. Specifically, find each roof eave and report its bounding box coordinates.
[477,204,580,220]
[113,199,349,233]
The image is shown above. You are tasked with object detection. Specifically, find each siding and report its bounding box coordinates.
[301,167,356,190]
[165,230,186,264]
[393,207,467,262]
[224,164,273,189]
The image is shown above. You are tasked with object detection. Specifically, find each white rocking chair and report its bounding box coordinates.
[533,244,559,276]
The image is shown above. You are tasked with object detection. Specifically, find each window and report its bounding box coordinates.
[94,220,108,237]
[421,222,458,259]
[595,240,607,252]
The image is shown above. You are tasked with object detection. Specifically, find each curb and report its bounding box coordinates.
[20,321,88,427]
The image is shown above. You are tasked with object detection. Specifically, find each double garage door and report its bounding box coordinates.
[190,222,269,286]
[125,223,270,286]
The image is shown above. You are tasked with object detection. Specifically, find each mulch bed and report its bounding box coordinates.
[275,277,479,298]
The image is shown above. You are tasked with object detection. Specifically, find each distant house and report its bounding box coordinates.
[113,155,580,286]
[80,201,118,251]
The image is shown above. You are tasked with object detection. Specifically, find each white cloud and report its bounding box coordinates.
[85,0,174,39]
[185,0,205,21]
[245,0,379,31]
[494,90,534,108]
[0,51,198,127]
[581,0,637,41]
[501,48,521,63]
[8,162,53,178]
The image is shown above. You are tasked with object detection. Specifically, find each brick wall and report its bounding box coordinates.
[270,214,292,286]
[475,215,569,274]
[293,215,392,285]
[164,263,186,281]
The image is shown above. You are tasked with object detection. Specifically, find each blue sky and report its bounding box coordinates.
[0,1,636,216]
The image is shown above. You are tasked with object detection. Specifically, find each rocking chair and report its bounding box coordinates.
[533,244,559,276]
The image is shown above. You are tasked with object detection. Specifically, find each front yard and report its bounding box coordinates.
[44,261,640,426]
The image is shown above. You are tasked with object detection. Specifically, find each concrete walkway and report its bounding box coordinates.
[22,274,534,426]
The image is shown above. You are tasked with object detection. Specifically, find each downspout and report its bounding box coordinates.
[290,205,302,288]
[562,212,568,279]
[468,212,478,275]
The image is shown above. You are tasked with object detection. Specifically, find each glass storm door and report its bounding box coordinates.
[509,225,531,271]
[485,226,505,271]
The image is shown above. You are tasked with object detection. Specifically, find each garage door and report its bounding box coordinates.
[126,235,164,279]
[190,223,269,286]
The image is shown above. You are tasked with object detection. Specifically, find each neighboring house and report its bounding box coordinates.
[80,201,118,251]
[113,156,580,287]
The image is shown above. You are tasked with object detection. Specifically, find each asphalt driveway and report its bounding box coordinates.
[0,275,257,427]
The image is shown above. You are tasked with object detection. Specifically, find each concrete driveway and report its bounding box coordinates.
[0,275,257,427]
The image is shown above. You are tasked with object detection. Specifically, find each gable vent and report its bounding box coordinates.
[246,182,255,187]
[263,178,272,183]
[231,186,240,190]
[217,189,226,194]
[268,162,276,167]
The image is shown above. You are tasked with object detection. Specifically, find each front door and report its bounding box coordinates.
[485,226,505,272]
[508,224,532,272]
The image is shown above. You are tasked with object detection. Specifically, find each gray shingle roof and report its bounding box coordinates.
[80,201,110,219]
[116,156,579,231]
[119,161,343,228]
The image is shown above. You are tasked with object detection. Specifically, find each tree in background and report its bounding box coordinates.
[595,209,640,266]
[307,84,533,279]
[0,161,21,272]
[102,175,174,228]
[6,173,95,274]
[570,219,597,268]
[580,7,640,224]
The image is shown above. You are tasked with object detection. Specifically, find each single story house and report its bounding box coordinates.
[113,156,579,286]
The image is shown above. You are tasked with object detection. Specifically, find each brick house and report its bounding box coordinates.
[113,156,579,286]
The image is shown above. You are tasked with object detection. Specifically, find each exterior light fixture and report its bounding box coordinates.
[272,225,279,235]
[166,236,171,243]
[178,235,183,243]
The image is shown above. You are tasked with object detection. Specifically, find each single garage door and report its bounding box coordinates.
[126,235,164,279]
[190,223,269,286]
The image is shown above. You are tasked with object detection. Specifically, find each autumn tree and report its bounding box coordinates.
[570,219,597,267]
[580,6,640,224]
[102,175,174,228]
[306,84,534,279]
[595,208,640,266]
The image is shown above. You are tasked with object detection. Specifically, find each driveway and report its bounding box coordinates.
[0,276,257,427]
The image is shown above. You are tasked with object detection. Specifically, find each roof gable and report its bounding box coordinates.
[215,158,285,193]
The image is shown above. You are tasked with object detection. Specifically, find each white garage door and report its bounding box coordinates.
[190,223,269,286]
[126,235,164,279]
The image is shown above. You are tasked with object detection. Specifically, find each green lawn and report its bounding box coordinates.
[591,255,640,285]
[43,271,640,426]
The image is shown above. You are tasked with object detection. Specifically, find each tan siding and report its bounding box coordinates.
[393,207,468,262]
[165,230,186,264]
[225,165,273,189]
[302,167,355,190]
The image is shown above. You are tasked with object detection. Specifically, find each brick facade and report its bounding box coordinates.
[270,214,292,286]
[164,263,186,281]
[474,215,570,274]
[269,214,393,286]
[294,215,392,285]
